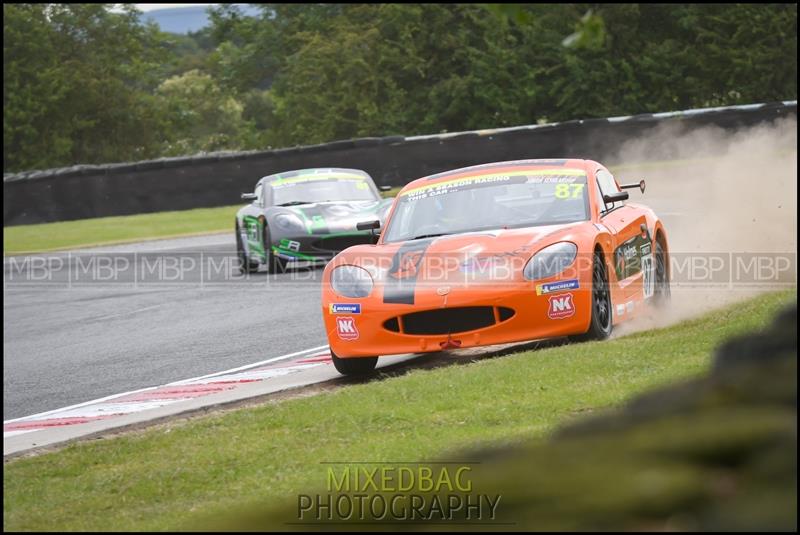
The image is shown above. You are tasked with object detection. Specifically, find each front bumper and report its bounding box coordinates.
[323,281,594,358]
[272,232,376,263]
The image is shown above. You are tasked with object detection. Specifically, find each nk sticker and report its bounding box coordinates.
[330,303,361,314]
[548,293,575,320]
[336,317,359,340]
[536,279,579,295]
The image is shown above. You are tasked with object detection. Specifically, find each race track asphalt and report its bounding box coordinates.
[3,235,328,419]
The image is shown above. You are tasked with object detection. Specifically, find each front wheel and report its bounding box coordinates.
[572,249,613,342]
[263,224,287,274]
[330,349,378,376]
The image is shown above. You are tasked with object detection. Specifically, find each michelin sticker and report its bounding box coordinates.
[536,279,580,296]
[330,303,362,314]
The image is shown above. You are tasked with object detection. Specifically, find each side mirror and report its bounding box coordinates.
[356,220,381,231]
[241,193,257,201]
[378,185,393,192]
[620,180,646,194]
[603,191,629,204]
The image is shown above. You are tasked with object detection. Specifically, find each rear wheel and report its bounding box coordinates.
[330,349,378,376]
[236,223,259,274]
[573,249,613,342]
[653,240,670,307]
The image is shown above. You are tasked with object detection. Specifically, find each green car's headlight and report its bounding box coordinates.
[275,213,305,232]
[331,265,374,298]
[523,242,578,281]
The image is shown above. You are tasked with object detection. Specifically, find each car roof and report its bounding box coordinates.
[403,159,597,191]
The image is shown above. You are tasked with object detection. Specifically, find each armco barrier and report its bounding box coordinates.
[3,101,796,226]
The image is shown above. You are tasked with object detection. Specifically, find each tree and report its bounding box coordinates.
[3,3,172,171]
[155,69,254,155]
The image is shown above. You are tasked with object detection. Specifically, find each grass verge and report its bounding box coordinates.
[3,205,239,254]
[3,190,402,255]
[3,290,795,531]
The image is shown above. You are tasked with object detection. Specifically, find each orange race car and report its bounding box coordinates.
[321,159,670,375]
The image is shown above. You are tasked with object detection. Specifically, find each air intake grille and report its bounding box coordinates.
[384,306,515,335]
[312,234,373,252]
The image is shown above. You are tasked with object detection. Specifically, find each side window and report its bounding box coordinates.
[596,169,623,213]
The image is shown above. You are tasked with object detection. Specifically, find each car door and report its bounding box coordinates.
[595,168,653,306]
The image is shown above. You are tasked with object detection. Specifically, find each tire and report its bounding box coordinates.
[330,349,378,376]
[572,249,613,342]
[263,224,287,274]
[652,240,671,307]
[236,223,259,274]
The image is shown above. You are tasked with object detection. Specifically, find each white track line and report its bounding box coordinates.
[4,345,329,425]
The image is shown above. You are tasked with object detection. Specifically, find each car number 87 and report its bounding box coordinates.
[555,183,585,199]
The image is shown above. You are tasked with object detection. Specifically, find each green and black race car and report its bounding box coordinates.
[235,168,394,273]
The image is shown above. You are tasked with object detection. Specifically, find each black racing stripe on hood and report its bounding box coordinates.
[382,238,435,305]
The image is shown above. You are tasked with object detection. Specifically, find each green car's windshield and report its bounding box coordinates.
[269,172,378,206]
[382,170,590,243]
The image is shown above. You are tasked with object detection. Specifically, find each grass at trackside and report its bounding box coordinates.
[3,204,240,254]
[3,189,401,255]
[4,290,795,531]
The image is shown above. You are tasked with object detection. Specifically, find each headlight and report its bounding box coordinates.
[331,265,374,298]
[523,242,577,281]
[275,213,305,232]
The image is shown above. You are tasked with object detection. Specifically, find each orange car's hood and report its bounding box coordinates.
[336,221,590,288]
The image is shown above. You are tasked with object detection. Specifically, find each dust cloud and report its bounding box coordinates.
[605,116,797,333]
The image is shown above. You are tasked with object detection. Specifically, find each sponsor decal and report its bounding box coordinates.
[626,301,635,314]
[280,238,301,252]
[330,303,361,314]
[548,293,576,320]
[614,229,652,281]
[403,170,586,201]
[270,172,367,187]
[242,215,266,261]
[616,304,625,316]
[642,252,655,299]
[336,317,359,340]
[536,279,580,296]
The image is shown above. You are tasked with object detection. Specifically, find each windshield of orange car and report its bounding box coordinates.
[269,175,378,206]
[382,171,589,243]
